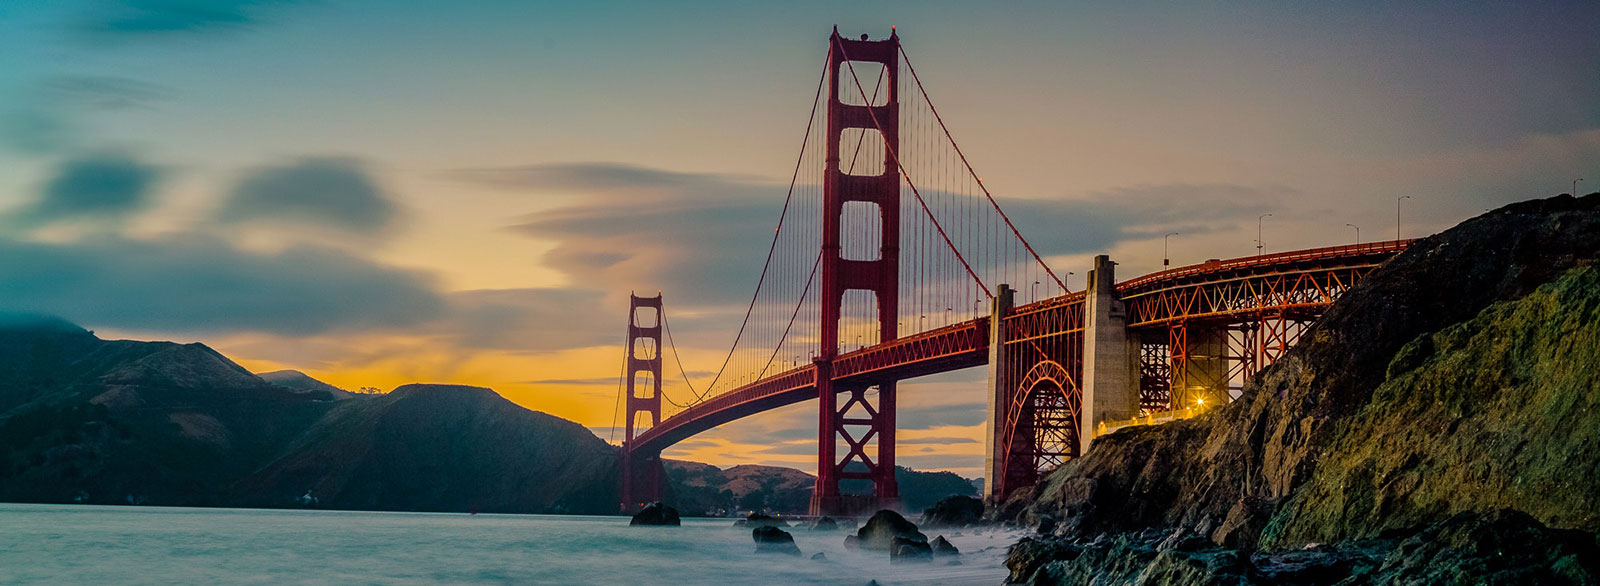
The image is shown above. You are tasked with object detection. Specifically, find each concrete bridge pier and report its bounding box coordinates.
[1079,255,1141,456]
[982,284,1016,501]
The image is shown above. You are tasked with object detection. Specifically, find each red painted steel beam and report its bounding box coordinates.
[629,241,1408,458]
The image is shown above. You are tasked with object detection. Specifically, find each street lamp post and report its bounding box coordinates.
[1575,178,1585,196]
[1164,232,1179,267]
[1345,223,1360,245]
[1257,214,1272,256]
[1397,196,1411,241]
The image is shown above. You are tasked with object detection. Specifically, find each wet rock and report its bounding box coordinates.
[920,495,984,528]
[734,513,788,529]
[629,502,680,526]
[889,536,933,563]
[810,552,826,561]
[810,516,838,531]
[852,509,928,551]
[751,526,801,556]
[930,535,960,556]
[843,534,860,550]
[1036,515,1057,535]
[1211,496,1272,549]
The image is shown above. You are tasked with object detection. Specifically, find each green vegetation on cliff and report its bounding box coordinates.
[1267,265,1600,544]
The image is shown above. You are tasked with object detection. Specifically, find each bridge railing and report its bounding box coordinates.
[1116,239,1414,293]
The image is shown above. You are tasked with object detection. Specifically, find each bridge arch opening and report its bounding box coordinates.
[1001,360,1081,493]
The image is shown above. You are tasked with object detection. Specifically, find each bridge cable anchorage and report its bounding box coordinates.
[837,45,992,299]
[658,51,831,406]
[898,46,1068,295]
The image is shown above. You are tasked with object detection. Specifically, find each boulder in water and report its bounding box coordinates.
[930,535,960,556]
[811,516,839,530]
[752,526,801,556]
[852,509,928,551]
[920,495,984,528]
[889,536,933,563]
[629,502,680,526]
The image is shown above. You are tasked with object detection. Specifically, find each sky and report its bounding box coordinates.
[0,0,1596,478]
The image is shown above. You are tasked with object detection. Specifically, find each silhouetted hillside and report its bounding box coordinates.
[0,325,618,512]
[258,370,356,400]
[235,384,617,513]
[667,459,980,515]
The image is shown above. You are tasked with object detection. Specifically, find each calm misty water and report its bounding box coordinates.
[0,504,1016,585]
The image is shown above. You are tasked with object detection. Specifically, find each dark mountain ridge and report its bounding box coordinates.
[0,325,619,512]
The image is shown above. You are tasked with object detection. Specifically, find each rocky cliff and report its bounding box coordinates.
[1003,194,1600,584]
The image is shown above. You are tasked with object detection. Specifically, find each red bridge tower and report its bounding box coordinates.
[812,28,902,516]
[619,293,665,512]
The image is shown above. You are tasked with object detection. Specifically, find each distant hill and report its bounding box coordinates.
[257,370,357,400]
[0,322,618,513]
[666,459,979,515]
[234,384,616,513]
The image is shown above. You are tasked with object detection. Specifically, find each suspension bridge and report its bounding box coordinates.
[615,28,1411,516]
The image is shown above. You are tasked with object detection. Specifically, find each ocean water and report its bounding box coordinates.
[0,504,1018,585]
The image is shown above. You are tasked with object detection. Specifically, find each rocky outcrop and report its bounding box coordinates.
[889,536,933,563]
[851,509,928,551]
[630,502,680,526]
[920,495,984,528]
[1003,194,1600,583]
[930,535,960,556]
[810,516,838,530]
[1006,509,1600,585]
[752,526,802,556]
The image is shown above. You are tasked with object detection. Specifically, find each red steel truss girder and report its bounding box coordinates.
[1119,240,1411,328]
[1117,240,1412,294]
[625,242,1407,461]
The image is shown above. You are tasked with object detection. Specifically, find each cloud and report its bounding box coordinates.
[42,76,173,111]
[0,233,444,336]
[458,162,792,317]
[468,163,1286,316]
[219,157,400,235]
[5,152,161,229]
[997,183,1289,256]
[76,0,292,40]
[0,106,75,155]
[440,288,613,352]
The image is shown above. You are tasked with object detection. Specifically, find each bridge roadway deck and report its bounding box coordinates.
[627,239,1412,455]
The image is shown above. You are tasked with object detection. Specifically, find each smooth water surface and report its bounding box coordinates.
[0,504,1016,585]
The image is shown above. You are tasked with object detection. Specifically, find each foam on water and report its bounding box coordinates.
[0,504,1018,585]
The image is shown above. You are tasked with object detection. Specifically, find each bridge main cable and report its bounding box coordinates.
[837,43,992,299]
[656,52,831,408]
[899,46,1068,293]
